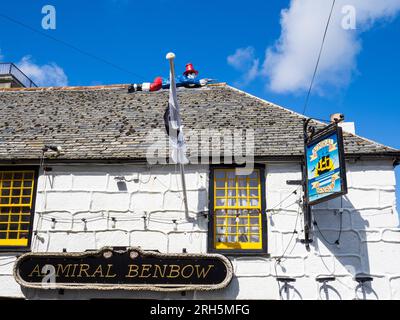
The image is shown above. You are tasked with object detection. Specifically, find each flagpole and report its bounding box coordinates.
[166,52,190,217]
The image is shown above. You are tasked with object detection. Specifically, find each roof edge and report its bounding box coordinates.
[0,153,398,165]
[0,84,130,92]
[226,84,400,154]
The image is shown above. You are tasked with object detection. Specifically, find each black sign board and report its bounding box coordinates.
[305,124,347,205]
[14,247,233,291]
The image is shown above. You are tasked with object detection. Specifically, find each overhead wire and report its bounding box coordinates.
[0,13,146,81]
[302,0,336,115]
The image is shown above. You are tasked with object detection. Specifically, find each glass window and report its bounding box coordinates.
[0,169,36,249]
[211,167,266,252]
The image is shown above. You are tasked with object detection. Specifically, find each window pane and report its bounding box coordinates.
[19,223,30,231]
[228,235,237,242]
[216,180,225,188]
[23,181,32,187]
[250,198,259,206]
[3,173,12,180]
[1,207,10,214]
[21,215,31,222]
[250,189,259,197]
[216,190,225,197]
[216,218,226,225]
[250,235,260,243]
[227,179,235,187]
[238,179,247,188]
[19,232,29,239]
[9,232,18,239]
[215,171,225,179]
[249,179,258,187]
[13,181,21,187]
[9,224,19,230]
[227,171,235,179]
[216,235,226,243]
[238,189,247,197]
[24,172,34,179]
[0,198,9,205]
[2,181,11,187]
[249,171,258,179]
[14,173,23,179]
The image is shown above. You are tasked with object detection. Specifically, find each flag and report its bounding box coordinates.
[163,67,189,164]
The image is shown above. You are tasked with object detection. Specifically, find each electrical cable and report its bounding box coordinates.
[274,204,301,267]
[267,187,302,215]
[273,193,302,285]
[0,13,146,81]
[302,0,336,115]
[313,209,343,246]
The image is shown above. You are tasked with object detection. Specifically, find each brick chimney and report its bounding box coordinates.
[330,113,356,134]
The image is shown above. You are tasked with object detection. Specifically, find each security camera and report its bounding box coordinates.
[330,113,344,123]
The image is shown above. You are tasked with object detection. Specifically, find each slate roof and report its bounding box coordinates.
[0,84,398,162]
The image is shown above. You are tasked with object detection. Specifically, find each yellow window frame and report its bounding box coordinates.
[0,169,37,248]
[212,168,264,251]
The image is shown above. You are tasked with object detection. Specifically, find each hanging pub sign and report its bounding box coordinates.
[14,247,233,292]
[305,124,347,205]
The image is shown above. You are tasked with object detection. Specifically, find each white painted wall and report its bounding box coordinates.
[1,161,399,300]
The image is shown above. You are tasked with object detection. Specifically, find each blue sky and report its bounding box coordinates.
[0,0,399,210]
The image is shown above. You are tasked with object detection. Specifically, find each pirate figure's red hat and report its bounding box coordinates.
[183,63,199,76]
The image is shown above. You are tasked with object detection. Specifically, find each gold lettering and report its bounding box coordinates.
[153,265,168,278]
[77,264,90,278]
[181,265,195,278]
[139,264,152,278]
[91,265,104,277]
[167,265,181,278]
[56,264,72,277]
[105,264,116,278]
[70,264,79,277]
[126,264,139,278]
[28,264,41,277]
[195,265,214,278]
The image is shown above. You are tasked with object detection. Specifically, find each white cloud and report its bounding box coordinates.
[17,55,68,87]
[227,47,260,86]
[228,0,400,94]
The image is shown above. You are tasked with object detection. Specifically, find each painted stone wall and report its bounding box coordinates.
[0,161,399,300]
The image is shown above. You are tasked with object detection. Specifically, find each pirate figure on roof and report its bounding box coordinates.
[128,63,214,92]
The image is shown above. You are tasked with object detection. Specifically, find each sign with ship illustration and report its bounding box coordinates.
[306,125,347,205]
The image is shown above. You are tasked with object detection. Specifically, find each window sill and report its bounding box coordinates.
[225,252,271,258]
[0,247,31,254]
[208,248,270,257]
